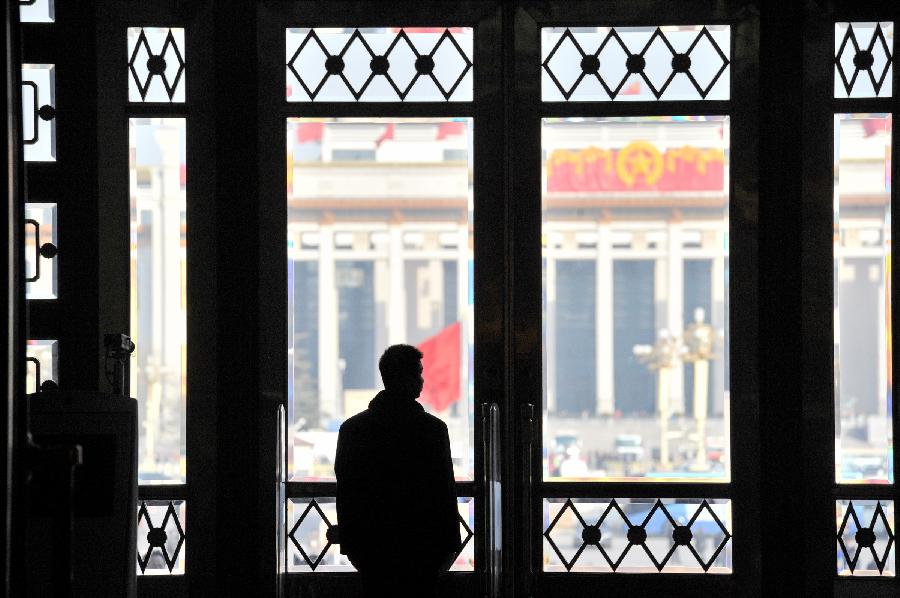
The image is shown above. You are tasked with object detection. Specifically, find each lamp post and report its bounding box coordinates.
[633,330,681,469]
[682,307,716,471]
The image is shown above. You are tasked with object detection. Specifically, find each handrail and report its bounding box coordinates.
[482,402,501,598]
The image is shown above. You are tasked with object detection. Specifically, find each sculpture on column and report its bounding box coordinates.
[633,329,681,469]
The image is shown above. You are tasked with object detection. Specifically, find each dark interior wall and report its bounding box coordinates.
[9,1,900,597]
[4,2,25,595]
[23,3,100,393]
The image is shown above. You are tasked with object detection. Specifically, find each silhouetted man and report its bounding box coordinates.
[336,344,461,598]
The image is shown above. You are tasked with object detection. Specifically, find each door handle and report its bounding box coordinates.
[275,405,286,598]
[520,403,534,583]
[481,403,501,598]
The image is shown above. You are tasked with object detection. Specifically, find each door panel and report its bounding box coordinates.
[262,2,759,597]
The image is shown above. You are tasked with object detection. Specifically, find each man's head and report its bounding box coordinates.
[378,344,424,399]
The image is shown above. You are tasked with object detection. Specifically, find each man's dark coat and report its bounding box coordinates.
[335,390,461,570]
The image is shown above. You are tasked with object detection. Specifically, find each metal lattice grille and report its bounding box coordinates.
[24,203,58,300]
[835,22,894,98]
[287,497,475,572]
[127,28,186,102]
[25,339,57,394]
[542,26,730,101]
[544,498,732,573]
[286,28,473,102]
[137,500,185,575]
[21,64,56,161]
[837,500,895,576]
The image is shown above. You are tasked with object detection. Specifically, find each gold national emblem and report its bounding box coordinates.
[615,140,664,187]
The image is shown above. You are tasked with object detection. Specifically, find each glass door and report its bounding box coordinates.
[259,4,505,596]
[261,3,760,597]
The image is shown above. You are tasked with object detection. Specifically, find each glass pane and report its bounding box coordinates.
[835,23,894,99]
[26,339,57,394]
[21,64,56,162]
[834,114,893,483]
[542,116,730,482]
[130,118,186,484]
[543,497,732,573]
[128,28,186,103]
[25,203,57,299]
[287,118,473,481]
[542,26,730,102]
[137,500,186,575]
[287,496,474,572]
[837,499,895,576]
[286,28,473,102]
[19,0,55,23]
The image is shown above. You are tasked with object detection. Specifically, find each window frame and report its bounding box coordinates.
[512,2,759,595]
[801,1,900,593]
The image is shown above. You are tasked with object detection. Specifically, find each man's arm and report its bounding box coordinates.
[334,425,361,559]
[437,423,462,567]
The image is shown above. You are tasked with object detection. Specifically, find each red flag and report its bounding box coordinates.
[375,123,395,147]
[621,80,641,95]
[417,322,461,412]
[295,122,324,142]
[436,121,465,140]
[861,116,890,138]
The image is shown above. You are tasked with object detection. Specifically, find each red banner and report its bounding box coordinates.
[547,142,725,192]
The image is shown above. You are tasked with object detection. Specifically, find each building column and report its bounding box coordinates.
[666,222,685,415]
[595,223,614,415]
[387,222,406,345]
[317,225,339,419]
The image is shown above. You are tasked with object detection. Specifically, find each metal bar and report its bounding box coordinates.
[282,102,475,118]
[136,575,187,598]
[832,97,894,114]
[483,403,501,598]
[280,1,495,26]
[802,0,836,587]
[470,9,507,594]
[540,481,732,499]
[125,104,191,117]
[890,25,899,583]
[509,7,543,595]
[539,101,731,117]
[833,578,900,596]
[520,403,534,583]
[832,1,900,21]
[832,485,898,500]
[20,81,38,144]
[285,480,479,497]
[24,219,40,283]
[138,484,188,501]
[25,300,59,338]
[25,358,39,392]
[523,1,741,26]
[727,8,762,595]
[534,572,734,595]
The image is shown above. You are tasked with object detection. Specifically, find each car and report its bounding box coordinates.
[615,434,644,461]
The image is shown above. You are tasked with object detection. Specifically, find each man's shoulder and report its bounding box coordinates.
[418,410,449,433]
[338,409,372,432]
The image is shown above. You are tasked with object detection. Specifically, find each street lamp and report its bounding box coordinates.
[633,329,681,469]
